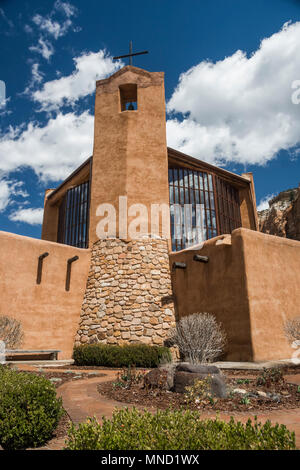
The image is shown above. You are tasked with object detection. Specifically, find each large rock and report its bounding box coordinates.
[144,368,169,390]
[173,371,227,398]
[176,362,220,375]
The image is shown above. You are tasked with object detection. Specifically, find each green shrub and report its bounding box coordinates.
[0,366,63,450]
[65,408,296,450]
[256,367,284,387]
[73,343,171,368]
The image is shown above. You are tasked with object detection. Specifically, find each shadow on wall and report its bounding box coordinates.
[170,228,300,362]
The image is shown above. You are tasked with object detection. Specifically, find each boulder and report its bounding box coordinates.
[176,362,220,375]
[159,363,177,390]
[173,371,227,398]
[144,368,169,390]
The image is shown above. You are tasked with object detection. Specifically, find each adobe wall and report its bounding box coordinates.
[169,232,253,361]
[0,231,91,359]
[242,229,300,361]
[41,189,59,243]
[170,228,300,362]
[75,238,176,346]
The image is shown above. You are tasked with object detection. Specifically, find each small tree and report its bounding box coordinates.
[170,313,227,364]
[0,316,23,349]
[284,316,300,343]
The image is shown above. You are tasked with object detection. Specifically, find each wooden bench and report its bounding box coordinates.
[5,349,61,361]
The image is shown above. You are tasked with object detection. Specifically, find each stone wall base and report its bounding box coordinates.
[75,238,176,346]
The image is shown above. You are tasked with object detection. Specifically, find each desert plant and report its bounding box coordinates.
[256,367,284,388]
[113,365,145,389]
[170,313,227,363]
[0,315,23,348]
[73,343,171,368]
[0,365,63,450]
[184,377,213,405]
[284,316,300,342]
[65,408,296,450]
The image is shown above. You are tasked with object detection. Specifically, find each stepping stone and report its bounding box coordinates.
[233,388,247,395]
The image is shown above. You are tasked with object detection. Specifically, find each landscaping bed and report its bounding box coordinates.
[98,367,300,413]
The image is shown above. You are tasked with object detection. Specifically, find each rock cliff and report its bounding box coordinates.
[258,186,300,240]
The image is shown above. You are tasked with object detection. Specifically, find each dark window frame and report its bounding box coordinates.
[215,176,242,235]
[168,167,242,251]
[57,180,90,249]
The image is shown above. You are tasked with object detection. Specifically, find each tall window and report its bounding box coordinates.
[215,176,241,234]
[168,167,242,251]
[169,168,218,251]
[57,181,90,248]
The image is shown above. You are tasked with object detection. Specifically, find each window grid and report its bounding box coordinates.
[168,168,218,251]
[57,180,90,248]
[215,176,242,235]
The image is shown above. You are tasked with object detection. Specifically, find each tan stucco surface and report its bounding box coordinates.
[170,228,300,362]
[0,231,90,359]
[242,229,300,361]
[89,66,170,244]
[169,231,253,361]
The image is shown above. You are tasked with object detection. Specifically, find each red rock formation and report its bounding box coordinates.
[258,186,300,240]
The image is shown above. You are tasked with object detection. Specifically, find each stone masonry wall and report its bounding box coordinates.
[75,238,176,346]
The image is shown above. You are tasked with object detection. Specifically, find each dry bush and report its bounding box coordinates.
[284,316,300,342]
[0,316,23,348]
[170,313,227,364]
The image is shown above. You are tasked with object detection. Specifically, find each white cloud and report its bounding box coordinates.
[257,194,275,211]
[9,208,44,225]
[0,111,94,182]
[31,50,121,110]
[0,180,28,212]
[23,63,44,96]
[31,1,77,40]
[32,14,72,40]
[0,47,120,207]
[54,0,77,18]
[29,37,54,61]
[167,21,300,166]
[31,63,44,85]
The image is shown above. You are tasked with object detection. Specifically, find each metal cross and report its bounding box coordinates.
[113,41,148,66]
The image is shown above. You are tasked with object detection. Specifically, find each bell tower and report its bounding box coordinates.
[88,65,170,244]
[76,66,176,349]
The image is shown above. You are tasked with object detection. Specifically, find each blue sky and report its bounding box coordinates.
[1,0,300,239]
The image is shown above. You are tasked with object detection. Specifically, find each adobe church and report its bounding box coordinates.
[0,65,299,362]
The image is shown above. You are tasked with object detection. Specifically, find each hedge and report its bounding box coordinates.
[73,343,171,368]
[65,407,296,450]
[0,366,63,450]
